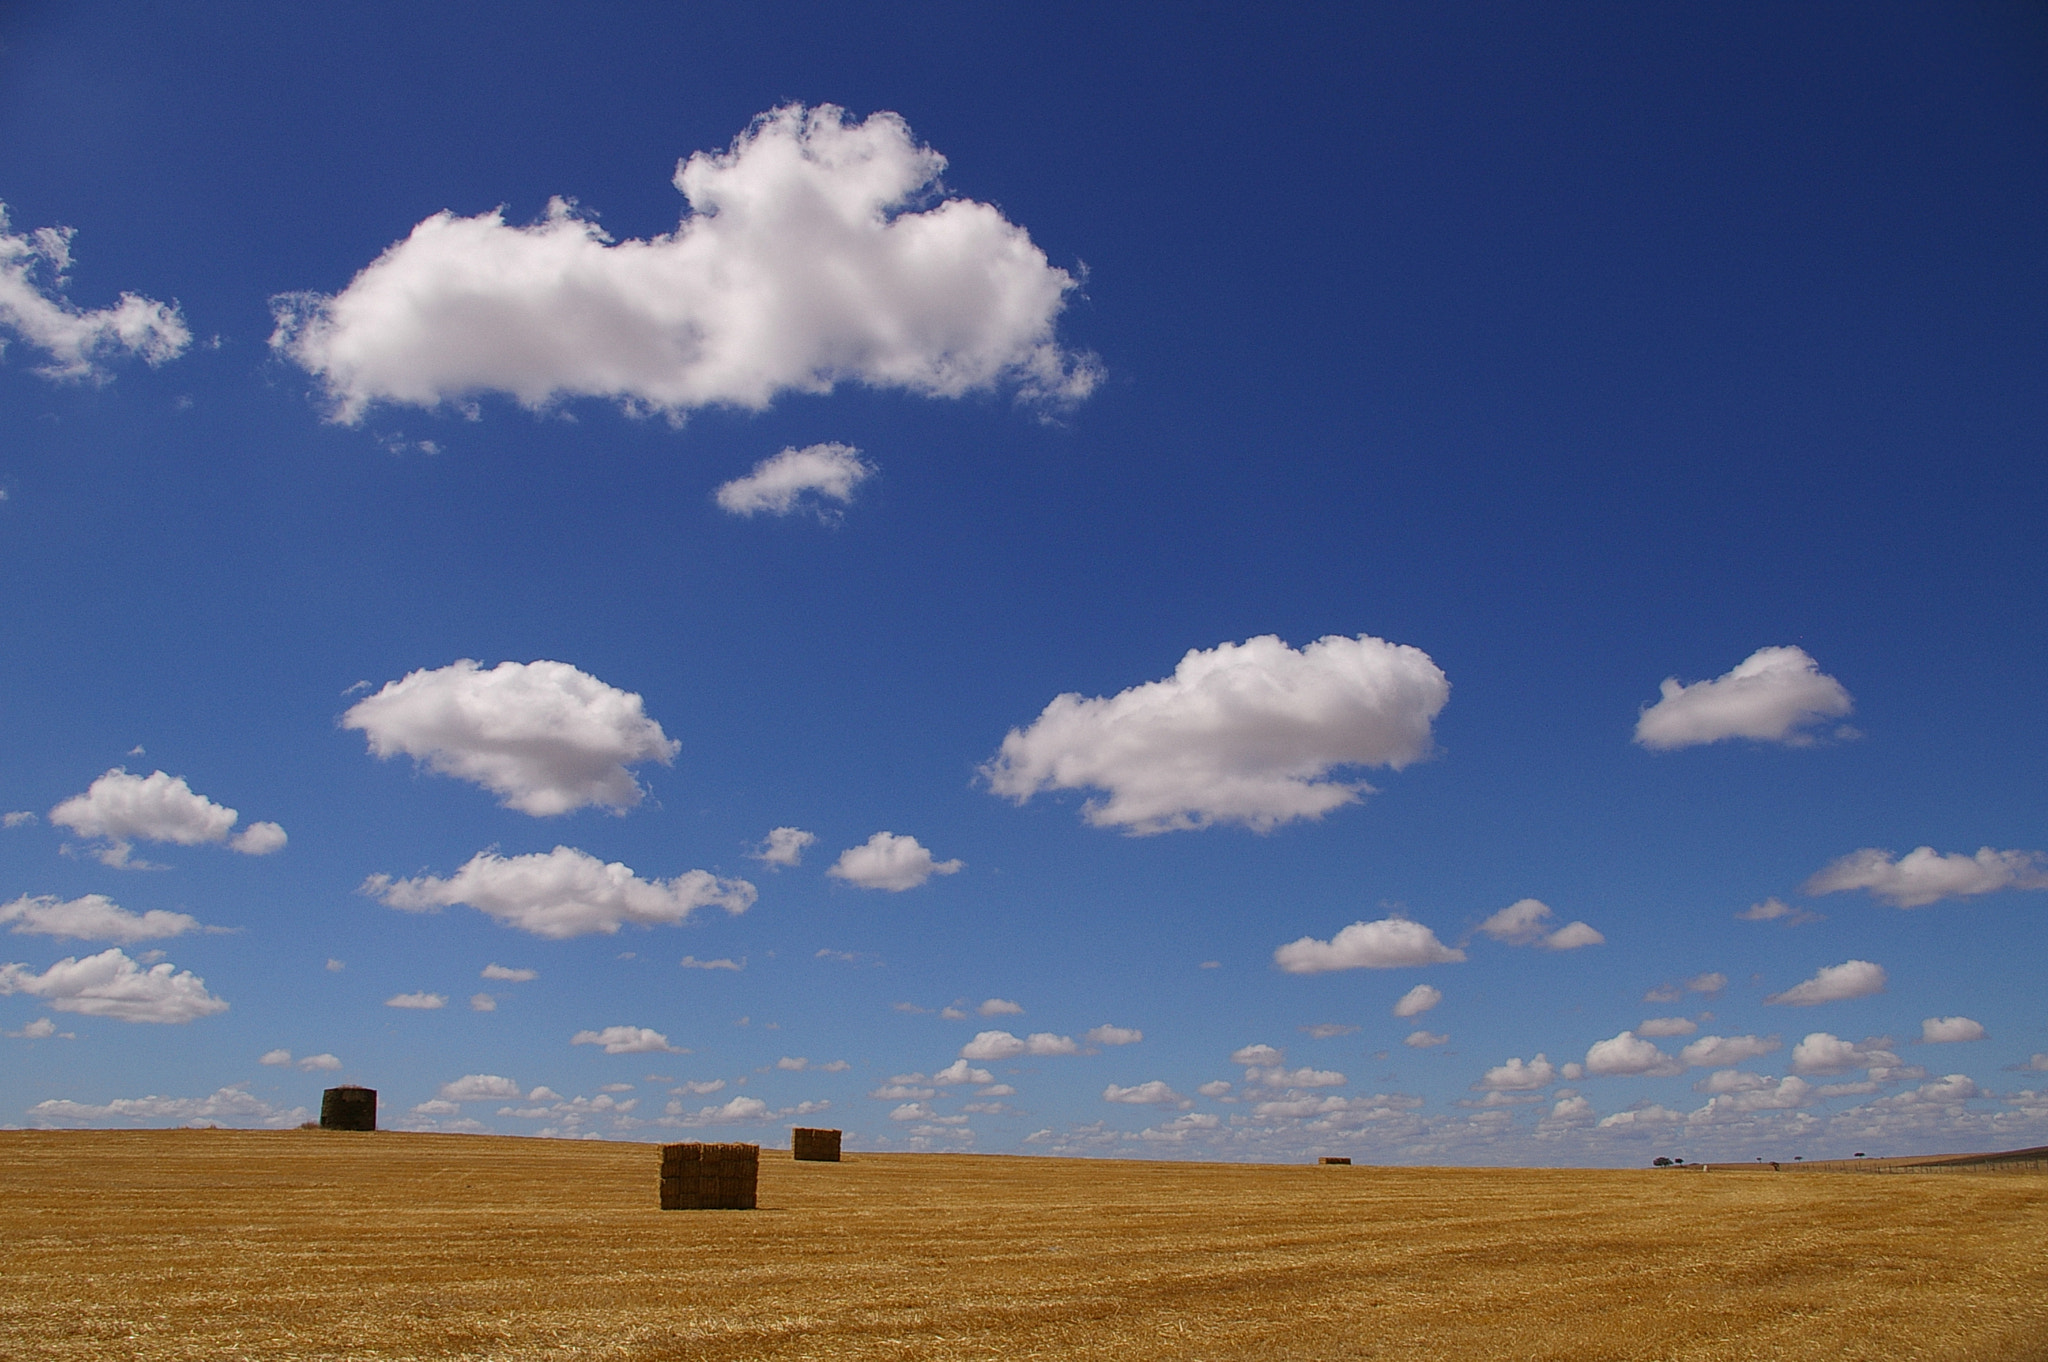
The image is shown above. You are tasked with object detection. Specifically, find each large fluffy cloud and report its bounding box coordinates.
[0,948,227,1023]
[984,633,1449,835]
[715,443,873,518]
[1802,845,2048,909]
[1920,1016,1986,1043]
[343,660,679,816]
[1789,1033,1901,1075]
[826,832,963,891]
[1633,646,1853,749]
[570,1025,683,1054]
[49,769,285,867]
[0,893,200,943]
[270,105,1094,423]
[1273,917,1465,974]
[0,205,190,381]
[1765,959,1886,1007]
[363,845,755,938]
[1477,1055,1557,1092]
[1474,899,1604,950]
[1583,1031,1685,1077]
[960,1029,1078,1060]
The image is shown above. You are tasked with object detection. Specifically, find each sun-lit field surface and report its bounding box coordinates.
[4,1130,2045,1361]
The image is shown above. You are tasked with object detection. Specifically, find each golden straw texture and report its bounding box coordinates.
[2,1129,2045,1360]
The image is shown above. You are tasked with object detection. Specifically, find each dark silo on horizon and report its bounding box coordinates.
[320,1085,377,1131]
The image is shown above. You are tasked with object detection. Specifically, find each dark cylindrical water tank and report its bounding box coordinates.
[321,1085,377,1131]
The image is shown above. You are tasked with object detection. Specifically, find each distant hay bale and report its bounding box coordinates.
[320,1086,376,1132]
[1318,1156,1352,1165]
[659,1142,757,1210]
[792,1127,842,1162]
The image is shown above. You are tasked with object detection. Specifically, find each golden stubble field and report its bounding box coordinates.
[4,1130,2045,1361]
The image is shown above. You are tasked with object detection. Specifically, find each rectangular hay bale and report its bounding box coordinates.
[1319,1156,1352,1165]
[658,1142,758,1210]
[792,1127,842,1162]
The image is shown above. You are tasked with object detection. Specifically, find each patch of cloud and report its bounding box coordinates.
[571,1025,683,1054]
[0,948,226,1023]
[1737,897,1822,926]
[260,1048,291,1066]
[679,955,743,971]
[385,991,446,1009]
[1477,1055,1556,1091]
[1274,917,1464,974]
[0,205,190,381]
[1087,1024,1143,1046]
[270,105,1095,423]
[715,443,873,519]
[1392,984,1442,1018]
[1765,960,1886,1007]
[1584,1032,1685,1078]
[749,826,815,867]
[481,963,537,982]
[28,1086,308,1129]
[1474,898,1603,951]
[437,1074,522,1101]
[4,811,39,828]
[960,1029,1077,1060]
[1678,1034,1779,1068]
[1633,646,1853,750]
[364,845,754,938]
[984,634,1449,835]
[299,1053,341,1070]
[826,832,962,891]
[1643,972,1727,1004]
[1300,1022,1359,1039]
[1244,1064,1346,1089]
[1802,846,2048,909]
[325,958,345,972]
[978,998,1023,1017]
[1920,1016,1986,1044]
[1405,1030,1450,1048]
[1638,1017,1698,1038]
[1789,1033,1901,1076]
[1596,1105,1685,1130]
[0,893,201,943]
[1695,1076,1814,1115]
[1103,1081,1190,1108]
[470,992,497,1011]
[1197,1080,1233,1098]
[49,769,283,867]
[342,659,678,816]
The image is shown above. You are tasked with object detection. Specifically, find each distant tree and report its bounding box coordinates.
[1652,1157,1672,1167]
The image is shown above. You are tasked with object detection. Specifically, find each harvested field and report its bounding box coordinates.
[3,1129,2045,1361]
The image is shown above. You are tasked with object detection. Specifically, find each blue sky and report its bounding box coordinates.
[2,1,2044,1164]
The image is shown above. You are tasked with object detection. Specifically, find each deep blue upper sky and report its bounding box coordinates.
[1,1,2043,1163]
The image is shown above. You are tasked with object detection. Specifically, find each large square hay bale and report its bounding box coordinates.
[659,1142,758,1210]
[320,1086,377,1131]
[791,1127,842,1162]
[1318,1156,1352,1165]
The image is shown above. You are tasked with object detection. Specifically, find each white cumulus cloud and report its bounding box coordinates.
[299,1053,341,1070]
[1273,917,1465,974]
[1789,1032,1901,1076]
[827,831,962,891]
[959,1029,1077,1060]
[270,105,1094,423]
[49,769,283,866]
[0,948,226,1023]
[715,443,873,518]
[1477,1055,1557,1091]
[481,963,537,982]
[1633,645,1853,750]
[1678,1034,1779,1068]
[1086,1024,1142,1046]
[1405,1030,1450,1048]
[1584,1032,1685,1077]
[984,633,1449,835]
[1765,960,1887,1007]
[1392,984,1442,1017]
[1920,1016,1986,1043]
[1474,898,1603,950]
[385,991,446,1009]
[749,826,815,867]
[0,893,200,943]
[343,659,679,816]
[0,205,190,381]
[571,1025,682,1054]
[1638,1017,1698,1038]
[438,1074,522,1101]
[364,845,754,938]
[1103,1081,1190,1108]
[1802,845,2048,909]
[977,998,1023,1016]
[259,1048,292,1066]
